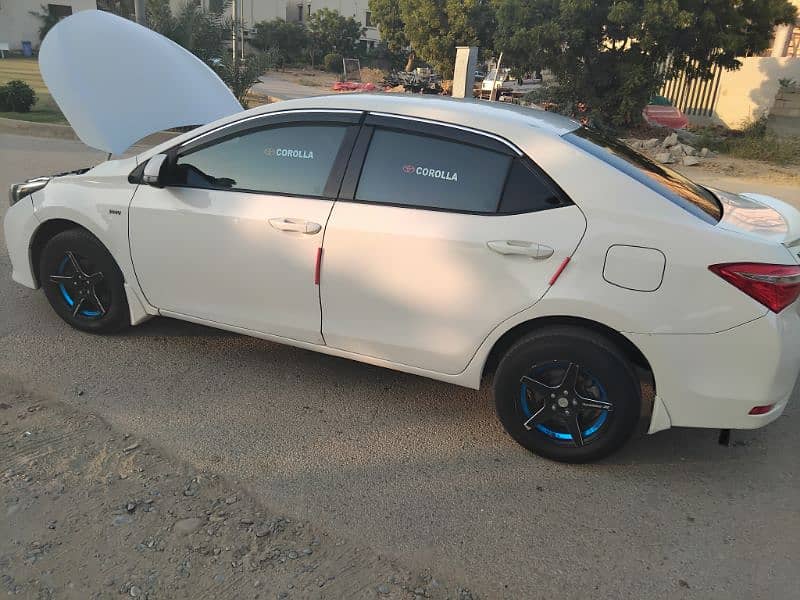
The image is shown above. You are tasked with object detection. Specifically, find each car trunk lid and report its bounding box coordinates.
[713,188,800,256]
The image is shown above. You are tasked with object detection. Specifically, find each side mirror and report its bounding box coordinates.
[142,154,168,188]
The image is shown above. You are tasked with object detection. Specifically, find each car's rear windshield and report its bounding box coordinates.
[563,127,722,224]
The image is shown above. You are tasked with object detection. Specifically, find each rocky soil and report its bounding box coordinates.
[622,132,712,167]
[0,375,476,600]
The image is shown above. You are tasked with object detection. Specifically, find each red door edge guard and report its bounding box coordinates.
[314,247,323,285]
[549,256,571,286]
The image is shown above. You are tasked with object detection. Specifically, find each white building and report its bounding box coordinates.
[284,1,379,47]
[0,0,97,50]
[177,0,379,48]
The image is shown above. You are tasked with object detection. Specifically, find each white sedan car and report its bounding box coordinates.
[7,92,800,462]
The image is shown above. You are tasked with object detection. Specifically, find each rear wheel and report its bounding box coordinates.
[493,326,640,463]
[39,229,129,333]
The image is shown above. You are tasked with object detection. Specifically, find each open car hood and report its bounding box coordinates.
[39,10,242,155]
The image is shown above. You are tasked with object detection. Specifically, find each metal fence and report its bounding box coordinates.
[659,62,724,118]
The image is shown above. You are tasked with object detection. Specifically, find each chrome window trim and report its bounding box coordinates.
[180,109,363,148]
[367,111,523,156]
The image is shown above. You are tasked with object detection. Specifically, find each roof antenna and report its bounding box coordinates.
[107,152,112,161]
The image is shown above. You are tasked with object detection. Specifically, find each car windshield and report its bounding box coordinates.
[563,127,722,224]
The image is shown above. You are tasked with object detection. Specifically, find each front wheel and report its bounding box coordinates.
[493,326,641,463]
[39,228,130,334]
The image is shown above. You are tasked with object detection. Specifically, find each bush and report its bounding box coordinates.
[323,53,343,73]
[251,19,308,65]
[0,80,37,113]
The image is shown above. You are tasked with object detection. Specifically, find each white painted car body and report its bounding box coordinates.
[6,94,800,439]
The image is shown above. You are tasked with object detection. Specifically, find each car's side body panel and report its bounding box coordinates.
[3,197,39,288]
[321,202,587,374]
[628,309,800,430]
[130,185,334,343]
[29,158,159,324]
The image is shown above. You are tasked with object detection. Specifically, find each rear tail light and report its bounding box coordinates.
[709,263,800,313]
[749,404,774,415]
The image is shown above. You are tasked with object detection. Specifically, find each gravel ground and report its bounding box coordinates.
[1,133,799,599]
[1,375,474,599]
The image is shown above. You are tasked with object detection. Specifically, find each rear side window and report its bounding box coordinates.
[564,127,722,223]
[355,129,512,213]
[499,159,567,214]
[172,124,348,197]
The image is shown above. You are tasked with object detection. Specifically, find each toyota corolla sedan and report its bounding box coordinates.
[7,92,800,463]
[6,11,800,463]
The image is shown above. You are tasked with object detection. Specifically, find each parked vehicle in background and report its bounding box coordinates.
[479,68,542,100]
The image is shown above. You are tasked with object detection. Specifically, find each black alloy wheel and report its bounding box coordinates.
[494,326,641,463]
[40,228,129,333]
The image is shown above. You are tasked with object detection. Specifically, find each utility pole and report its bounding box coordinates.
[231,0,238,63]
[133,0,146,26]
[490,52,503,102]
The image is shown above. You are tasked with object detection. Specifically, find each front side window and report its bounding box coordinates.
[564,127,722,223]
[172,124,348,197]
[355,129,512,213]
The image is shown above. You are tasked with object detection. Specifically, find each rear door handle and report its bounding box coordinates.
[269,218,321,234]
[487,240,554,259]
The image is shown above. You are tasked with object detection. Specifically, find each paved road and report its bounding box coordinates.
[2,133,799,599]
[253,74,332,100]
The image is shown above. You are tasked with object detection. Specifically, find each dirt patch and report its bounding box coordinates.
[689,154,800,185]
[269,68,340,90]
[0,376,476,600]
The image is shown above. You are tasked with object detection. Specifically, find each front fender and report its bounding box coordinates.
[32,173,156,323]
[4,197,39,288]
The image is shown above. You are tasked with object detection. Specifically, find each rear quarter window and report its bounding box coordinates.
[564,128,722,223]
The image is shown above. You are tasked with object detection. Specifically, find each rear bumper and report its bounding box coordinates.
[3,197,38,289]
[628,310,800,431]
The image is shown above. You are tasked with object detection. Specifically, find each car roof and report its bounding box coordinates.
[246,94,581,137]
[141,94,581,160]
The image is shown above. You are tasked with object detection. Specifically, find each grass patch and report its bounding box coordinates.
[0,57,66,124]
[692,118,800,167]
[720,134,800,166]
[0,57,49,95]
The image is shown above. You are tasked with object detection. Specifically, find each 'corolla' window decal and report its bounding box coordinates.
[402,164,458,182]
[264,147,315,159]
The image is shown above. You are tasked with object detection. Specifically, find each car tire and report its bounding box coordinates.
[493,325,641,463]
[39,228,129,334]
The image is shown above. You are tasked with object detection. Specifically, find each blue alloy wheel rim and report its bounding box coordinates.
[519,361,611,445]
[58,256,100,317]
[51,253,107,319]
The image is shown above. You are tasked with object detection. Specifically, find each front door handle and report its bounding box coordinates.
[269,218,321,234]
[487,240,554,259]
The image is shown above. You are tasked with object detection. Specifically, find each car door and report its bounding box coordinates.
[320,115,587,374]
[129,110,361,343]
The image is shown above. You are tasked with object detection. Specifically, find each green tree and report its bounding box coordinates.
[369,0,494,78]
[494,0,798,127]
[251,18,308,65]
[369,0,415,70]
[306,8,364,65]
[213,53,270,107]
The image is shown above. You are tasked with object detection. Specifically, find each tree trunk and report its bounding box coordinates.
[404,50,415,72]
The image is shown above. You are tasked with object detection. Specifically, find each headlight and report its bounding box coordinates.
[9,177,50,206]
